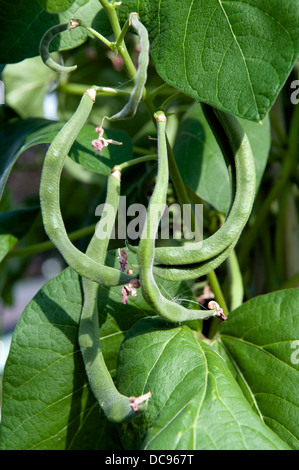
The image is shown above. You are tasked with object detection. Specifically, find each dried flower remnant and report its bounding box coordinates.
[208,300,227,322]
[121,285,130,304]
[129,391,151,413]
[118,248,128,272]
[122,278,141,304]
[122,284,136,304]
[91,126,123,153]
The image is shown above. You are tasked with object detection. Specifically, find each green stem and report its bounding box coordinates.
[99,0,137,80]
[226,249,244,311]
[160,91,182,111]
[239,104,299,267]
[207,270,229,339]
[58,83,131,97]
[149,83,175,99]
[133,146,157,155]
[207,271,229,317]
[99,0,122,34]
[116,17,130,48]
[7,224,96,258]
[113,154,157,171]
[79,23,114,49]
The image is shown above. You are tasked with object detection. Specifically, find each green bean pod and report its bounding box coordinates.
[153,239,237,281]
[39,88,132,287]
[79,169,150,422]
[39,21,78,72]
[128,239,237,281]
[152,106,256,266]
[137,112,216,323]
[108,13,149,121]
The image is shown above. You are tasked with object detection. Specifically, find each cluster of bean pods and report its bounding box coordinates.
[39,14,256,423]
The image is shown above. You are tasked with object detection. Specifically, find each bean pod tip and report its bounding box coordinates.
[154,111,167,123]
[129,12,139,25]
[110,168,121,181]
[40,22,78,73]
[84,87,97,102]
[69,18,80,30]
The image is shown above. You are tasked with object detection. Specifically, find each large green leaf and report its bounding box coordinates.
[117,317,290,450]
[0,118,133,200]
[0,0,110,64]
[173,103,271,213]
[2,56,58,119]
[38,0,76,13]
[0,268,119,450]
[119,0,299,121]
[0,251,196,449]
[220,289,299,449]
[0,234,18,263]
[0,264,146,450]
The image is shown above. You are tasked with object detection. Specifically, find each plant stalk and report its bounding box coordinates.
[239,104,299,267]
[7,224,96,258]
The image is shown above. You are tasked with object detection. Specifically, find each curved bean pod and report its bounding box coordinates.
[152,106,256,266]
[153,239,237,281]
[79,169,150,422]
[137,112,216,323]
[39,21,78,72]
[107,13,149,121]
[39,88,132,286]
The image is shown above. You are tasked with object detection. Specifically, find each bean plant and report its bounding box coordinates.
[0,0,298,450]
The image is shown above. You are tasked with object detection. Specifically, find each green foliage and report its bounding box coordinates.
[0,234,18,263]
[0,263,195,449]
[0,268,122,450]
[117,317,289,450]
[1,119,132,197]
[37,0,76,13]
[0,0,110,63]
[220,289,299,449]
[3,57,57,118]
[119,0,299,121]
